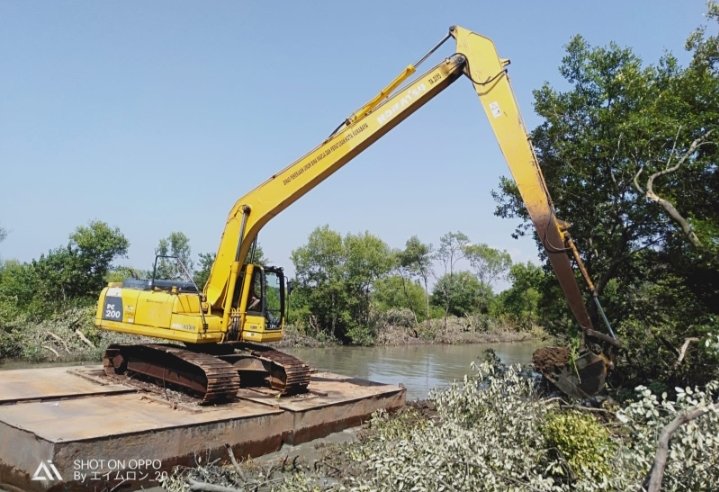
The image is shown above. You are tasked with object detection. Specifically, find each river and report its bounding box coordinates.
[287,340,540,400]
[0,340,541,401]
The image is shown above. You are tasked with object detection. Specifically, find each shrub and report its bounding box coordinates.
[542,411,614,481]
[165,361,719,492]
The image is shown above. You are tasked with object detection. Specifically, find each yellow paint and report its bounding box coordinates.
[96,25,595,346]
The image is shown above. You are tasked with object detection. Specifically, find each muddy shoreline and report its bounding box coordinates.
[272,319,545,349]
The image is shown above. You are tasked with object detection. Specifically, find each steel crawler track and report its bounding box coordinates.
[103,342,311,403]
[236,341,312,395]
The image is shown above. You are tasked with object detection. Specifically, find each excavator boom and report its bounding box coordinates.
[97,25,617,401]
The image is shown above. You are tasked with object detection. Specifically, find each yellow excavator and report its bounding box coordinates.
[96,25,620,403]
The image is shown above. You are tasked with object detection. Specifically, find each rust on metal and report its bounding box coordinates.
[533,346,610,398]
[0,366,404,492]
[103,341,312,404]
[103,344,241,404]
[0,366,132,405]
[234,342,312,395]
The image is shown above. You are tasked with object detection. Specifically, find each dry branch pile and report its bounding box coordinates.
[162,361,719,491]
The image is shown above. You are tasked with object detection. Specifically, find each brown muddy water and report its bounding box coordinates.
[287,340,541,400]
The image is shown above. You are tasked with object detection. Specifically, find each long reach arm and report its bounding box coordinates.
[206,26,611,346]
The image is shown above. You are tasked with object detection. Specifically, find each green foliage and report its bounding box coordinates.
[192,244,266,291]
[154,231,193,279]
[493,11,719,389]
[0,221,128,318]
[434,231,469,276]
[0,305,137,363]
[288,227,524,340]
[0,260,43,315]
[493,262,546,329]
[248,243,269,265]
[397,236,432,280]
[344,324,375,347]
[365,406,430,439]
[463,242,512,287]
[397,236,432,318]
[65,221,129,298]
[105,266,144,284]
[346,362,553,491]
[291,226,394,343]
[165,361,719,492]
[685,0,719,72]
[431,271,493,317]
[614,382,719,491]
[193,252,215,289]
[542,411,613,481]
[372,275,426,321]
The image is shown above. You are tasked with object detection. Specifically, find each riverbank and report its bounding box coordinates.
[273,316,546,349]
[0,306,544,366]
[0,306,162,367]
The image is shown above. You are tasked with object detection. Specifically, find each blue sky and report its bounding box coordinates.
[0,1,709,283]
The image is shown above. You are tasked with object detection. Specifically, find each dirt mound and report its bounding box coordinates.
[532,346,570,375]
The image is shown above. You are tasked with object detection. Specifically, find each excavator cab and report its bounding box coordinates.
[235,264,286,343]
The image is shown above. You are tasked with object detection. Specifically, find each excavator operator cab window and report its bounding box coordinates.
[263,268,284,330]
[247,269,263,313]
[246,266,284,329]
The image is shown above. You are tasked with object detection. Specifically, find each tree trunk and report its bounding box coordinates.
[423,276,430,320]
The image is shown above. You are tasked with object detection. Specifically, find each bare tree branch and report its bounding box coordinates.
[632,130,714,248]
[74,329,96,349]
[632,164,645,194]
[224,444,245,481]
[47,332,71,353]
[646,402,718,492]
[188,479,240,492]
[42,345,60,358]
[610,133,624,188]
[673,337,700,369]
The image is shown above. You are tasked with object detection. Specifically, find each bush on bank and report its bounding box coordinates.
[339,366,719,491]
[0,305,142,363]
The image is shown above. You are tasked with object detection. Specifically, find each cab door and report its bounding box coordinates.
[239,264,285,342]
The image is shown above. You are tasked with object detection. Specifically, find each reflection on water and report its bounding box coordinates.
[287,341,540,400]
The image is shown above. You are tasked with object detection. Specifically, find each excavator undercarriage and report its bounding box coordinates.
[103,342,311,404]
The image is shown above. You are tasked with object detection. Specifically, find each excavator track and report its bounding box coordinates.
[235,342,312,395]
[103,342,311,403]
[195,341,313,395]
[103,343,241,404]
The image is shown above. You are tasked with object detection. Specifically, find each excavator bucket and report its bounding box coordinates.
[532,346,610,399]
